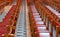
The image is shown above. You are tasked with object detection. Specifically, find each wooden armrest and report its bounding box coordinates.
[6,25,10,32]
[8,34,14,37]
[11,26,16,29]
[6,25,15,34]
[8,19,13,25]
[2,34,14,37]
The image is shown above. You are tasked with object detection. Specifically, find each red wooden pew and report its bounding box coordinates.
[34,1,60,37]
[29,4,50,37]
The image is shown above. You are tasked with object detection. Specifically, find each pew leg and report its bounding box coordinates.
[46,18,49,30]
[50,23,53,37]
[49,21,52,32]
[46,18,48,29]
[44,15,46,25]
[56,26,58,37]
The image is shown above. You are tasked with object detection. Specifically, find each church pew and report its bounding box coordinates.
[0,2,7,14]
[3,5,16,22]
[45,5,60,22]
[49,2,60,13]
[2,10,19,37]
[27,0,33,6]
[0,0,21,36]
[16,0,22,7]
[0,0,4,3]
[2,34,14,37]
[1,3,20,37]
[1,9,19,37]
[29,5,50,37]
[4,0,14,5]
[0,5,15,37]
[34,1,52,33]
[45,0,60,4]
[3,13,18,35]
[1,25,15,37]
[53,20,60,37]
[34,1,60,37]
[35,0,60,23]
[41,0,60,13]
[50,0,60,4]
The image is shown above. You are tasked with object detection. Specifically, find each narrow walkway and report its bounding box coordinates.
[15,0,27,37]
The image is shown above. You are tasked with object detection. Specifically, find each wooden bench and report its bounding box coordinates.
[1,1,21,36]
[2,25,15,37]
[27,0,33,6]
[4,0,14,5]
[0,2,7,14]
[42,0,60,13]
[34,1,60,37]
[29,5,50,37]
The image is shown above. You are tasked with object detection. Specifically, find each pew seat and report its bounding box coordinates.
[33,13,39,15]
[37,25,46,30]
[36,21,44,25]
[39,29,50,37]
[34,17,42,21]
[34,15,40,18]
[29,5,51,37]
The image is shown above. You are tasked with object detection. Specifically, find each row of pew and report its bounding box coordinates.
[36,0,60,24]
[38,0,60,13]
[29,5,50,37]
[2,5,19,37]
[27,0,33,5]
[35,0,60,23]
[34,1,60,37]
[45,5,60,23]
[0,0,22,37]
[0,2,7,14]
[49,0,60,4]
[4,0,13,4]
[0,0,15,15]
